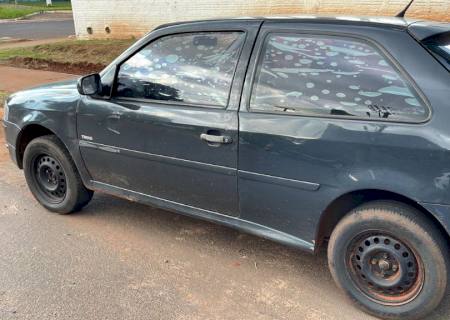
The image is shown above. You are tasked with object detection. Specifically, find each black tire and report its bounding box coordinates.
[328,200,448,320]
[23,135,93,214]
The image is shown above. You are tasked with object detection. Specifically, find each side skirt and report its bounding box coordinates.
[91,180,315,253]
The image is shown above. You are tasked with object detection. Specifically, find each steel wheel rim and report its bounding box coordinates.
[347,231,424,306]
[33,154,67,203]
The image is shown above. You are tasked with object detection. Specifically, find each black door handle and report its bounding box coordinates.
[200,133,233,144]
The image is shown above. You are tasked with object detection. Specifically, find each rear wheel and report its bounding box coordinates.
[23,135,93,214]
[328,201,448,320]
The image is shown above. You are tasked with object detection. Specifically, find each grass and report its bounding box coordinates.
[0,6,38,19]
[15,1,71,9]
[0,1,71,20]
[0,39,135,66]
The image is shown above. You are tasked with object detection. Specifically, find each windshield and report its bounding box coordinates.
[422,32,450,71]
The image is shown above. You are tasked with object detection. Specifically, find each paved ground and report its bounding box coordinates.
[0,69,449,319]
[0,17,74,40]
[0,66,76,92]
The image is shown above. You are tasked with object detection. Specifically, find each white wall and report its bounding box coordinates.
[72,0,450,39]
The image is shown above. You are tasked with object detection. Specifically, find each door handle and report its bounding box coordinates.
[200,133,233,144]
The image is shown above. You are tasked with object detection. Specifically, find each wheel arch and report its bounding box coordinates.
[315,189,450,250]
[16,124,62,169]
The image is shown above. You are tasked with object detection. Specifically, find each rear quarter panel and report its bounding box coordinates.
[238,22,450,243]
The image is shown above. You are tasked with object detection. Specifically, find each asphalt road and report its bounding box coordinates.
[0,108,448,319]
[0,19,74,40]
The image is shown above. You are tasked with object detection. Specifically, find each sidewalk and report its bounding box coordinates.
[0,37,70,50]
[0,65,76,93]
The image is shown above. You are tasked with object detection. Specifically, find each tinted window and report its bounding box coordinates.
[250,34,428,122]
[116,32,245,107]
[422,32,450,71]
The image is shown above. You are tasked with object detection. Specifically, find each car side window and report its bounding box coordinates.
[115,32,245,107]
[250,33,429,122]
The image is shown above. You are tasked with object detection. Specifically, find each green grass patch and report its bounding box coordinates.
[14,1,72,9]
[0,5,37,19]
[0,1,71,19]
[0,39,135,66]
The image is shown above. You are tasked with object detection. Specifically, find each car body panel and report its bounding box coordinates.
[3,119,20,166]
[78,101,241,215]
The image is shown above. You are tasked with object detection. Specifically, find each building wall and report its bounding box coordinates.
[72,0,450,39]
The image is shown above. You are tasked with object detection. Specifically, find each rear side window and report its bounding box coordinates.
[422,32,450,71]
[116,32,245,107]
[250,34,428,122]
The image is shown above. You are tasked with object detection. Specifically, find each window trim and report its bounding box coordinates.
[112,30,248,110]
[247,30,432,124]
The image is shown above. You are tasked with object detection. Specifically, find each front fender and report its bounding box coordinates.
[5,85,93,188]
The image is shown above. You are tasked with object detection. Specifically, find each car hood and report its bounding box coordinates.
[6,79,82,125]
[7,79,80,105]
[28,78,79,91]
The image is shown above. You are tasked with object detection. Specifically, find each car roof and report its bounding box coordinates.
[156,15,424,30]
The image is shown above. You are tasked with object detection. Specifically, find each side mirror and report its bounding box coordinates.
[77,73,101,95]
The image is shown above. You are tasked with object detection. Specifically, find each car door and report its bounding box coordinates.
[77,21,262,216]
[238,22,431,242]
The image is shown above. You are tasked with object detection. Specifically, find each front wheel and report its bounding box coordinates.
[328,201,448,320]
[23,135,93,214]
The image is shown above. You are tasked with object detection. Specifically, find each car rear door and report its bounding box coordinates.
[77,20,262,216]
